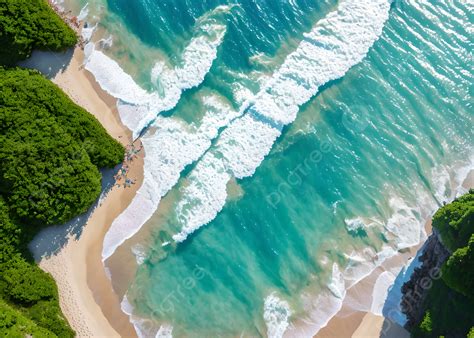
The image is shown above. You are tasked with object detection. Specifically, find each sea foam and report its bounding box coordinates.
[103,96,239,260]
[102,0,393,334]
[286,158,473,336]
[84,18,227,138]
[169,0,392,243]
[264,293,292,338]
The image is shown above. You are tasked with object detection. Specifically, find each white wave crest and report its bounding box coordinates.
[103,96,239,260]
[84,18,227,138]
[169,0,392,243]
[264,293,292,338]
[77,3,89,21]
[172,153,231,242]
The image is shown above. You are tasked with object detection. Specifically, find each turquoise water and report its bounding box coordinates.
[67,0,472,336]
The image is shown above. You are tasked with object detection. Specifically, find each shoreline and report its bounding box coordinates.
[28,44,473,337]
[316,171,473,338]
[25,4,472,338]
[34,46,142,337]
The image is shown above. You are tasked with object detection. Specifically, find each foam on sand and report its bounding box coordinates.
[370,271,396,315]
[286,159,474,336]
[155,324,173,338]
[327,263,346,299]
[84,15,228,138]
[77,3,89,21]
[102,96,240,260]
[264,293,292,338]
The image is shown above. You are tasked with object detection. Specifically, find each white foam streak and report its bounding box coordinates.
[385,196,423,249]
[172,154,231,242]
[327,263,346,299]
[77,3,89,21]
[252,0,391,126]
[84,21,227,138]
[103,98,239,260]
[264,293,292,338]
[170,0,391,242]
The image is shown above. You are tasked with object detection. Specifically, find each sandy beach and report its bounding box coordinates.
[28,46,472,338]
[27,42,474,338]
[33,46,142,337]
[317,171,473,338]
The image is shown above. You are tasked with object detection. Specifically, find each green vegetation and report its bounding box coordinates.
[0,68,124,335]
[432,190,473,252]
[0,198,74,337]
[411,190,474,338]
[442,234,474,298]
[0,2,125,336]
[0,67,124,225]
[0,0,77,65]
[0,299,56,337]
[418,311,432,336]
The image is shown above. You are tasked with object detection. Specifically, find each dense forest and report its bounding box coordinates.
[0,0,77,65]
[0,0,124,336]
[409,190,474,337]
[0,67,124,225]
[0,198,74,336]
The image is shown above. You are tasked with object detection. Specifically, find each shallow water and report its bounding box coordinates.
[64,0,473,336]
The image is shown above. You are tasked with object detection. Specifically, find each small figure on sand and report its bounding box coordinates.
[113,142,142,189]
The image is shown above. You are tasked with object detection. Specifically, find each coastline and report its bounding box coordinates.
[316,170,473,338]
[26,46,473,338]
[20,3,471,338]
[34,46,142,337]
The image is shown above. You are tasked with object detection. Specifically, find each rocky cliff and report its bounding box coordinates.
[400,230,450,330]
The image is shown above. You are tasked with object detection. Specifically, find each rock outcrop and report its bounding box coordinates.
[400,230,450,330]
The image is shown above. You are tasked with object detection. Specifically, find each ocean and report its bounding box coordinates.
[60,0,473,336]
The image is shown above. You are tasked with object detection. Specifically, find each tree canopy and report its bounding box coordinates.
[0,198,74,337]
[0,67,124,225]
[412,190,474,338]
[441,233,474,299]
[0,0,77,65]
[432,190,473,252]
[0,1,125,336]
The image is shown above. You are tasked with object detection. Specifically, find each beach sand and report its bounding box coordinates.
[30,44,473,337]
[317,170,473,338]
[35,46,142,337]
[23,28,474,338]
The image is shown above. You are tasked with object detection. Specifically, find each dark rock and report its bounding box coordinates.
[400,230,450,330]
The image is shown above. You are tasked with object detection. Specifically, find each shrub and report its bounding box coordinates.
[441,234,474,299]
[0,68,124,225]
[29,300,75,337]
[0,299,56,337]
[432,190,473,252]
[1,258,57,305]
[0,0,77,65]
[0,67,124,169]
